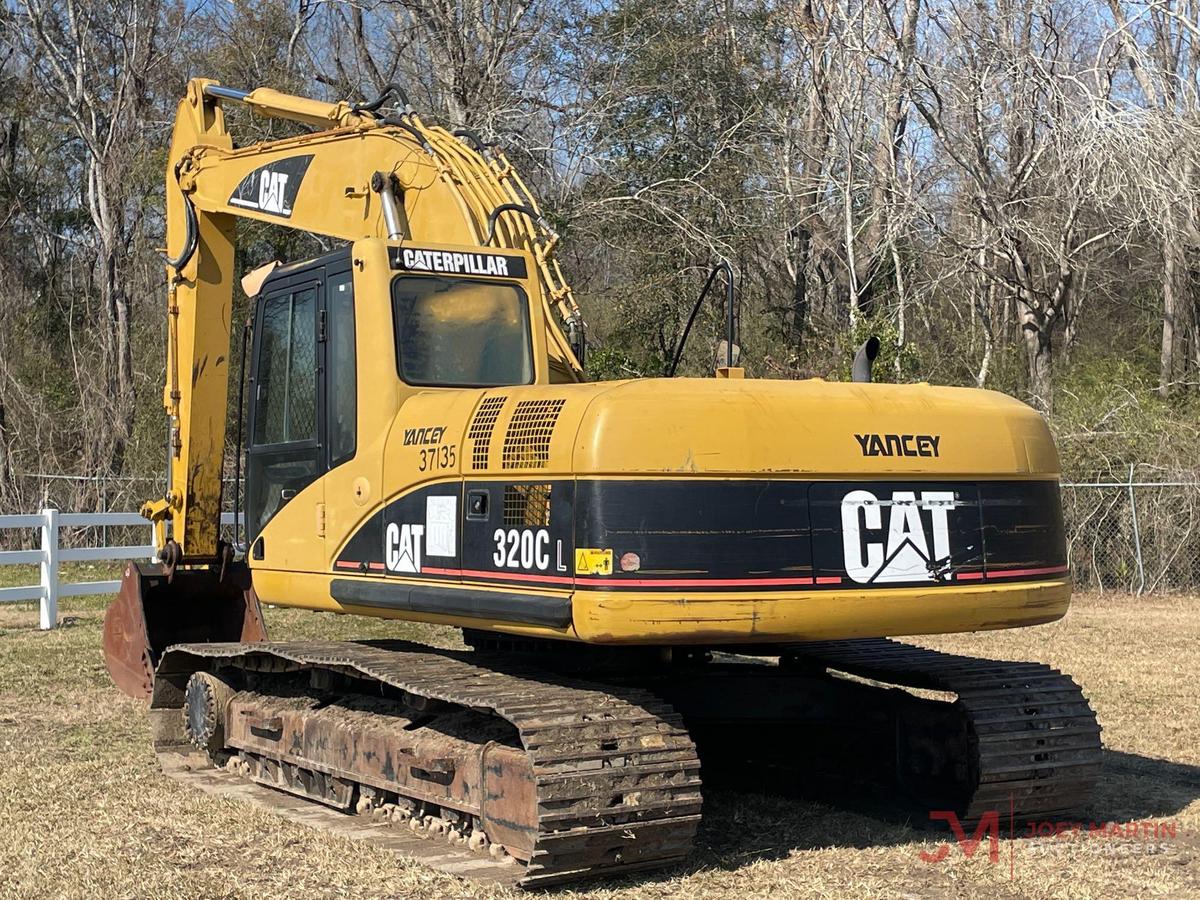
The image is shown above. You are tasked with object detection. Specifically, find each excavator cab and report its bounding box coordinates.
[244,249,353,550]
[241,238,548,554]
[105,233,549,697]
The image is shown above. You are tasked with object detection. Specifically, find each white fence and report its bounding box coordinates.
[0,509,239,630]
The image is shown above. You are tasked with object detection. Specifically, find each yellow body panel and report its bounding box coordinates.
[152,79,581,560]
[569,580,1070,643]
[253,335,1070,643]
[252,565,1068,645]
[570,378,1059,477]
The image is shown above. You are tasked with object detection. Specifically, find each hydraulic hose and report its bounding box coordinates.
[453,128,490,155]
[380,114,435,155]
[352,83,413,116]
[485,203,556,246]
[232,316,252,552]
[164,189,199,272]
[666,261,736,377]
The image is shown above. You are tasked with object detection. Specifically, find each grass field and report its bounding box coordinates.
[1,577,1197,899]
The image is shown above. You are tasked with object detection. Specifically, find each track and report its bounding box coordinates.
[146,637,1100,888]
[783,639,1103,822]
[150,640,702,888]
[156,748,529,886]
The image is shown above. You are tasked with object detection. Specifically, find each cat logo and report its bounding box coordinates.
[255,170,290,214]
[227,155,312,219]
[385,522,424,573]
[840,489,955,583]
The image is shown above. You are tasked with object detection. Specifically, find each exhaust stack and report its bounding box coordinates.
[852,336,881,383]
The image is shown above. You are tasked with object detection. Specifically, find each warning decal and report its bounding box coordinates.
[574,548,613,576]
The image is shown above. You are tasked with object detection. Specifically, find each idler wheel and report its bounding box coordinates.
[183,671,235,755]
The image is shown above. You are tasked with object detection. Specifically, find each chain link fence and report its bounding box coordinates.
[1061,475,1200,595]
[15,472,163,516]
[6,470,1200,594]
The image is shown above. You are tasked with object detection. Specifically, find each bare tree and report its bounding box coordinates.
[1,0,1199,512]
[1105,0,1200,397]
[8,0,173,472]
[908,0,1118,411]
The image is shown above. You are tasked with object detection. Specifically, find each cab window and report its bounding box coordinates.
[254,286,317,445]
[392,276,533,386]
[247,282,320,541]
[327,271,356,465]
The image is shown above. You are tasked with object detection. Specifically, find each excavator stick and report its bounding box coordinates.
[103,562,268,700]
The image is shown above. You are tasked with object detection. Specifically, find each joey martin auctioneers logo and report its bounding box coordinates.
[920,808,1182,878]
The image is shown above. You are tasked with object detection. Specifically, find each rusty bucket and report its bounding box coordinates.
[102,561,268,700]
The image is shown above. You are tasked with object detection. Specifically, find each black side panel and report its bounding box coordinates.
[228,155,313,218]
[575,479,812,587]
[335,511,384,573]
[333,478,1067,592]
[461,480,575,581]
[381,484,462,575]
[330,578,571,627]
[808,482,983,585]
[333,482,461,575]
[979,481,1067,574]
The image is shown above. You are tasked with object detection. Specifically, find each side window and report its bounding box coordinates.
[254,286,317,445]
[327,272,356,465]
[392,277,533,386]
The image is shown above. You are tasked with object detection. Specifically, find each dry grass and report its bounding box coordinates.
[1,590,1197,899]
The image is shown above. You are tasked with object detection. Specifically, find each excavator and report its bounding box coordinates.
[102,79,1102,887]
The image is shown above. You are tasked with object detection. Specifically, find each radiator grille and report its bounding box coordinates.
[468,396,507,470]
[501,398,566,470]
[503,483,552,527]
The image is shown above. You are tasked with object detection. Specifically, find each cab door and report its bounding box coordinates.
[246,272,324,569]
[319,263,373,567]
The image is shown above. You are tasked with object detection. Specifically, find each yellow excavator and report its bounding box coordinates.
[102,79,1101,887]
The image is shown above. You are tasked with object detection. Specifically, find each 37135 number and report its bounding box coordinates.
[418,444,456,472]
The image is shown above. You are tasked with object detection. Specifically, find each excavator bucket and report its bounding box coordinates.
[103,561,267,700]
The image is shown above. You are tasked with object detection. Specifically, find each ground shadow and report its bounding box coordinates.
[588,746,1200,889]
[710,745,1200,834]
[1086,748,1200,823]
[362,640,1200,883]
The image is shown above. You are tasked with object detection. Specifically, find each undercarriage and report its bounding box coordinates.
[150,635,1101,887]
